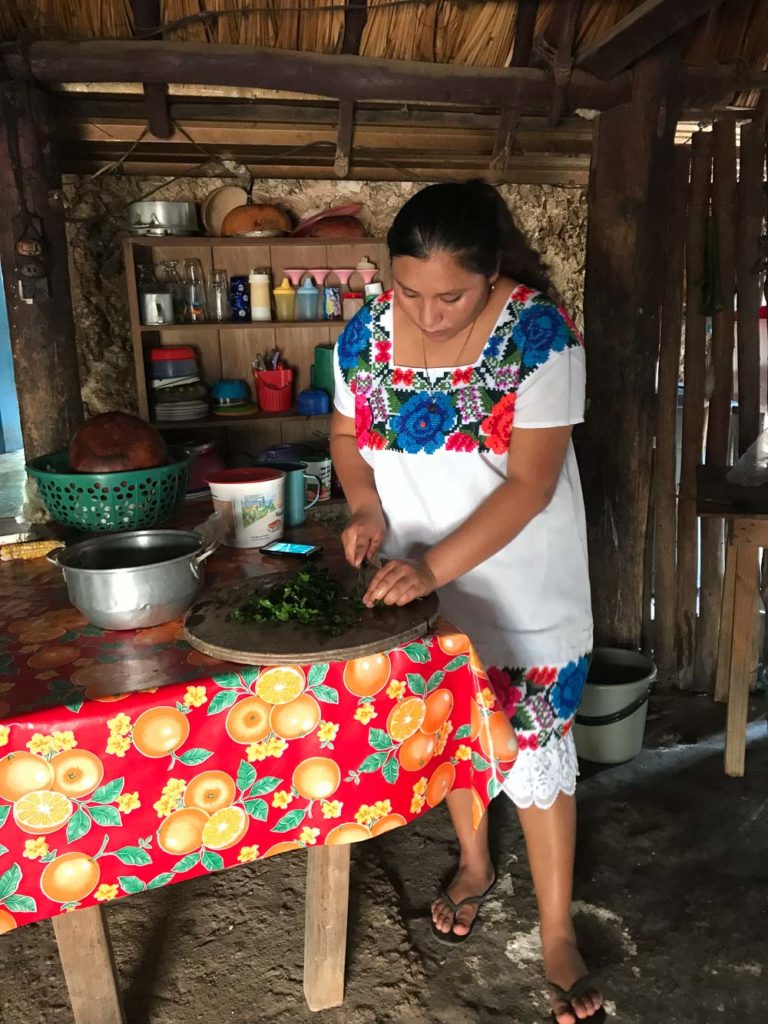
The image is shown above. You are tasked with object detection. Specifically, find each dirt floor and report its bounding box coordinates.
[1,691,766,1024]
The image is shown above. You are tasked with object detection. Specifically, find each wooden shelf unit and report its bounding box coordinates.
[123,235,390,449]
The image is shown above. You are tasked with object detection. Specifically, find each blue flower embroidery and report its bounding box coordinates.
[337,307,372,370]
[389,392,455,454]
[551,657,589,719]
[483,334,505,359]
[513,303,569,368]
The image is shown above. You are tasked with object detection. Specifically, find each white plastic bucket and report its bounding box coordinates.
[207,468,285,548]
[573,647,656,764]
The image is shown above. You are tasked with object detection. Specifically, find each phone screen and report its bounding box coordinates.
[262,541,321,556]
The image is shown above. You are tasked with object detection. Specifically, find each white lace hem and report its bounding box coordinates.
[501,731,579,810]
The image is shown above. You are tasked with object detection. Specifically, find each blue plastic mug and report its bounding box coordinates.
[257,461,320,526]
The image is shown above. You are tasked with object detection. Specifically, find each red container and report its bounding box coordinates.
[254,369,294,413]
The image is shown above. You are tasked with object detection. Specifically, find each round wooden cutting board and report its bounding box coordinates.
[183,572,440,665]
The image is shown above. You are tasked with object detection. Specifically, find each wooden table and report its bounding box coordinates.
[0,516,515,1021]
[698,466,767,777]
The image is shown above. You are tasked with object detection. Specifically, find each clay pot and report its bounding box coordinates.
[69,413,168,473]
[221,203,292,236]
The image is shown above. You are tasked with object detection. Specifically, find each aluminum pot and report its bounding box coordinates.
[47,530,217,630]
[128,201,198,236]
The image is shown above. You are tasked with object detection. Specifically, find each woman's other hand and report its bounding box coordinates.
[363,559,437,607]
[342,505,386,567]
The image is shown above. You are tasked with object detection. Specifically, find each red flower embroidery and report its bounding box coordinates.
[368,431,387,450]
[512,285,536,304]
[349,377,357,394]
[518,733,539,751]
[558,306,584,346]
[525,665,557,688]
[561,720,573,736]
[381,289,394,302]
[374,341,392,363]
[355,396,373,447]
[393,368,414,387]
[452,367,473,386]
[487,667,524,719]
[446,432,478,452]
[480,393,516,454]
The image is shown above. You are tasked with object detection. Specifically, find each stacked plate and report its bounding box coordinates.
[155,401,210,422]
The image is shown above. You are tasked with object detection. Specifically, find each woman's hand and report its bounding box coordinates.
[363,559,437,608]
[341,505,386,567]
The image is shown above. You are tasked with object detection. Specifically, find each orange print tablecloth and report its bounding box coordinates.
[0,532,517,934]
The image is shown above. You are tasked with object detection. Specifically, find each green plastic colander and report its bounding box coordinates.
[26,447,193,532]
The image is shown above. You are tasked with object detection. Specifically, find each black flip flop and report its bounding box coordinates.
[548,975,607,1023]
[429,874,497,945]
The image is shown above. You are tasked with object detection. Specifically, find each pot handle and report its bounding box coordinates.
[193,538,220,572]
[46,549,63,567]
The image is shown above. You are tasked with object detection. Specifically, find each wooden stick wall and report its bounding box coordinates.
[653,121,767,690]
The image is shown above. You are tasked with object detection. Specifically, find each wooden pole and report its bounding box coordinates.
[695,120,736,691]
[53,906,126,1024]
[653,147,690,683]
[581,43,682,649]
[735,119,765,455]
[676,132,712,689]
[303,845,350,1011]
[131,0,172,140]
[0,75,83,459]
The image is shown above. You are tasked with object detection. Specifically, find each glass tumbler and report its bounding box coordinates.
[206,268,231,323]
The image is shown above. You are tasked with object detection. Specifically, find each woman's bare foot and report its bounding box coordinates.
[543,932,604,1023]
[430,862,495,938]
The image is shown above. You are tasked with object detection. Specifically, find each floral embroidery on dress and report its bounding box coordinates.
[491,655,591,748]
[338,285,582,455]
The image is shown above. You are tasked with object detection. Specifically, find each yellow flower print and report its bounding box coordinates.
[246,741,269,762]
[183,685,207,709]
[354,704,377,725]
[317,721,339,743]
[106,734,131,758]
[476,687,495,711]
[354,804,375,826]
[23,838,49,860]
[26,733,55,756]
[238,845,260,863]
[300,826,320,846]
[107,713,132,737]
[372,799,392,819]
[435,720,452,756]
[52,731,77,753]
[272,790,293,809]
[321,800,342,819]
[153,778,186,817]
[413,776,428,797]
[117,792,141,814]
[455,744,472,761]
[386,679,406,701]
[0,725,9,747]
[266,737,288,758]
[410,794,426,814]
[94,884,119,902]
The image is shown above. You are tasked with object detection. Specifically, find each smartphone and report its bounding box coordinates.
[261,540,323,558]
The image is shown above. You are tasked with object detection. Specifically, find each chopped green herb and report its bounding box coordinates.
[231,566,369,637]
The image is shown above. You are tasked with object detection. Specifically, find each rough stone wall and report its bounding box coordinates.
[63,176,587,415]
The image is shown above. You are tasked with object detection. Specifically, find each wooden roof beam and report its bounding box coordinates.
[576,0,724,79]
[341,0,368,56]
[131,0,172,139]
[510,0,539,68]
[22,40,631,112]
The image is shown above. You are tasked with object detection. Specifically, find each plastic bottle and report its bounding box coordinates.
[273,277,296,321]
[249,269,272,321]
[355,256,378,286]
[296,275,320,321]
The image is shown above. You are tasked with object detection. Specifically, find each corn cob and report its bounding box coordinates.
[0,540,64,562]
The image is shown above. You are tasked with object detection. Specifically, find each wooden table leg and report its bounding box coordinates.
[724,543,759,777]
[714,538,737,703]
[52,905,125,1024]
[303,844,350,1012]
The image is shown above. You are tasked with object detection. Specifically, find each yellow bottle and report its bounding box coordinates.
[273,277,296,321]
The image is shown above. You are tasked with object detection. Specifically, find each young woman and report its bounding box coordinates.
[330,181,604,1024]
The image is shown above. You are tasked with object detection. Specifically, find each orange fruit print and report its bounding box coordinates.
[225,695,271,744]
[386,697,426,742]
[0,752,54,802]
[426,761,455,807]
[292,757,341,800]
[41,853,100,904]
[0,908,17,933]
[269,693,321,740]
[50,750,104,799]
[422,689,454,733]
[325,822,371,845]
[132,707,190,758]
[184,771,237,813]
[397,730,436,772]
[342,653,391,697]
[479,710,518,764]
[158,808,209,855]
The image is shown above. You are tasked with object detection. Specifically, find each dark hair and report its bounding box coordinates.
[387,180,551,295]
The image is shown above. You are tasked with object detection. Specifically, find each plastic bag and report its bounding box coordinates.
[727,427,768,486]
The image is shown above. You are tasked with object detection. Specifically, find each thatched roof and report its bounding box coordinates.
[2,1,767,183]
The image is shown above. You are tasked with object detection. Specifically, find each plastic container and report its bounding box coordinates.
[296,388,331,416]
[322,285,342,320]
[207,467,285,548]
[179,440,227,494]
[296,277,320,320]
[573,647,656,764]
[26,448,193,532]
[365,281,384,303]
[230,275,250,321]
[249,269,272,321]
[254,368,294,412]
[342,291,364,320]
[273,277,296,321]
[148,347,198,379]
